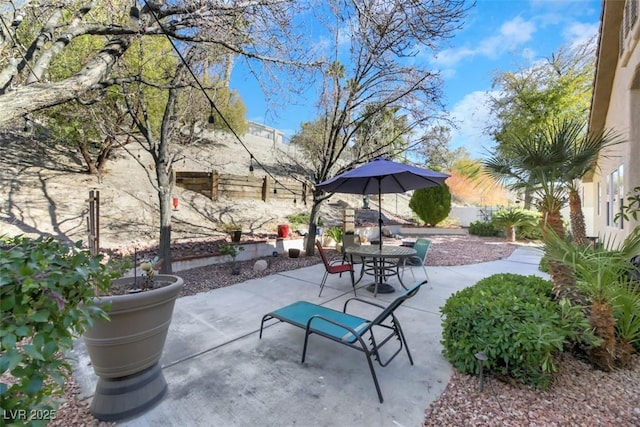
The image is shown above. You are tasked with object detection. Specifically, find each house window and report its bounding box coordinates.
[607,166,625,229]
[606,174,611,226]
[621,0,640,56]
[597,182,601,216]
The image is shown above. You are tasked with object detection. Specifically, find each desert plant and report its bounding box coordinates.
[544,227,640,370]
[491,208,540,242]
[468,220,498,237]
[0,236,117,422]
[326,227,343,244]
[440,273,598,389]
[611,282,640,364]
[409,184,452,226]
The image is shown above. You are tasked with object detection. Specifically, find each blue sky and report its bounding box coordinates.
[231,0,602,158]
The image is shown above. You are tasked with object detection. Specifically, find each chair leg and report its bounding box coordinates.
[365,351,384,403]
[421,265,429,281]
[318,271,329,297]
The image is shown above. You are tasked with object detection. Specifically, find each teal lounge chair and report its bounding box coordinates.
[259,280,428,403]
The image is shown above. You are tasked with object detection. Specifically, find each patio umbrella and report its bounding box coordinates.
[316,157,449,249]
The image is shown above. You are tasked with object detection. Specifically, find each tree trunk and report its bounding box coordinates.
[506,225,516,242]
[77,141,99,175]
[542,208,580,302]
[568,188,587,246]
[588,299,616,371]
[157,166,173,274]
[304,198,323,256]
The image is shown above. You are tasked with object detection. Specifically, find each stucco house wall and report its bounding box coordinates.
[585,0,640,244]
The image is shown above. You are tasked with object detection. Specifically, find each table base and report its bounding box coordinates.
[366,283,395,294]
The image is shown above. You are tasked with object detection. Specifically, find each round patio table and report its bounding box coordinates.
[345,245,416,296]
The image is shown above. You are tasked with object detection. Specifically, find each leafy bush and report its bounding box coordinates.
[440,273,599,389]
[468,220,498,236]
[517,221,544,240]
[409,184,451,226]
[286,212,310,228]
[0,236,116,422]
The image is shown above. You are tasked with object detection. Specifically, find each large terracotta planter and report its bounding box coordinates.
[83,275,184,422]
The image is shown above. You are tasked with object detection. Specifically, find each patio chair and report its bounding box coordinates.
[402,238,431,282]
[315,240,355,297]
[259,279,428,403]
[341,232,365,273]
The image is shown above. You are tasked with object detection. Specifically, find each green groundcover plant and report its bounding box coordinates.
[0,236,117,425]
[440,273,600,389]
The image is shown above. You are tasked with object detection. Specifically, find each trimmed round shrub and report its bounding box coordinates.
[409,184,451,226]
[440,273,599,389]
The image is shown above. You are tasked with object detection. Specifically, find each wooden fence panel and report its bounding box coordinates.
[174,170,311,204]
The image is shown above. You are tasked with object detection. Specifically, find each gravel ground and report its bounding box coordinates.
[41,235,640,426]
[424,353,640,426]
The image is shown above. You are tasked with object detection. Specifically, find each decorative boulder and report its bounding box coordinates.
[253,259,268,272]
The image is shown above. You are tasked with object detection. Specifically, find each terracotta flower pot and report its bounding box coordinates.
[83,275,184,422]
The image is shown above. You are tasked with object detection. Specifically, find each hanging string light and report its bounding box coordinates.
[142,0,300,204]
[249,155,254,172]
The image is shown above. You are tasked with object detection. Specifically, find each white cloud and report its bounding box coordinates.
[448,90,499,158]
[563,22,599,48]
[432,16,536,69]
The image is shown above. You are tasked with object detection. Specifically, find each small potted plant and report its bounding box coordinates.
[219,243,244,274]
[220,222,243,242]
[326,226,344,251]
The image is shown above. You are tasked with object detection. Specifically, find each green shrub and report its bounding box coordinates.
[409,184,451,226]
[440,273,598,389]
[0,236,116,422]
[468,220,498,236]
[517,222,543,240]
[286,212,310,227]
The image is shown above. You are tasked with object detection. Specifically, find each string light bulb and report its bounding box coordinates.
[249,155,254,172]
[129,5,140,22]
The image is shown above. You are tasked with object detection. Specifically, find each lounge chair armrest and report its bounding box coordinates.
[343,297,386,313]
[305,315,363,340]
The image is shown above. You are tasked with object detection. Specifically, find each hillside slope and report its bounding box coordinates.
[0,128,414,249]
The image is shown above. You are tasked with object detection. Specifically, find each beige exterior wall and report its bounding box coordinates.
[587,0,640,244]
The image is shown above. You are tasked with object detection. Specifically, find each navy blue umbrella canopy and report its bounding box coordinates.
[316,157,449,249]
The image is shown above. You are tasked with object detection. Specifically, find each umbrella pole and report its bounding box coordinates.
[378,183,382,250]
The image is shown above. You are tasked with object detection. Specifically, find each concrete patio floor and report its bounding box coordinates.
[70,246,547,426]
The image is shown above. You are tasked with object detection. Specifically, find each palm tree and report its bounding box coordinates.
[555,122,624,246]
[483,119,623,300]
[491,208,539,242]
[483,120,575,300]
